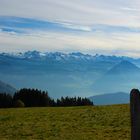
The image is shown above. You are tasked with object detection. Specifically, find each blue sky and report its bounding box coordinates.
[0,0,140,57]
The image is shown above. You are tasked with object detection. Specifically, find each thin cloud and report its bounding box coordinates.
[0,1,140,57]
[1,27,140,57]
[1,16,140,34]
[121,7,140,12]
[0,0,140,27]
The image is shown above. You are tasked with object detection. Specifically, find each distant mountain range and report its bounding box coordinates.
[0,51,140,99]
[89,92,129,105]
[1,51,138,62]
[0,80,16,94]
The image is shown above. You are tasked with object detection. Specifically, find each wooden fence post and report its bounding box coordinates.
[130,89,140,140]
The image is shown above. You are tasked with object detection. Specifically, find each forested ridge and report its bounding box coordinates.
[0,88,93,108]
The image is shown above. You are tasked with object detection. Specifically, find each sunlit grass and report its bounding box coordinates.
[0,104,130,140]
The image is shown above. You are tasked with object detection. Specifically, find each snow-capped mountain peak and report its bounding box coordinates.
[0,50,137,63]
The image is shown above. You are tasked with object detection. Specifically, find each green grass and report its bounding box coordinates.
[0,104,130,140]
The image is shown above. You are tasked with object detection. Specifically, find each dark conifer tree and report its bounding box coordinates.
[0,93,13,108]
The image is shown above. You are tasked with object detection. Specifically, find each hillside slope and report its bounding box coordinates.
[92,61,140,94]
[89,92,129,105]
[0,80,16,94]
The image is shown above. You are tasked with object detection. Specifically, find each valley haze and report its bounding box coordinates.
[0,51,139,104]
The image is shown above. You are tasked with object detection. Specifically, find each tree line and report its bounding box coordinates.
[0,88,93,108]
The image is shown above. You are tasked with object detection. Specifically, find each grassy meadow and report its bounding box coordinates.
[0,104,130,140]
